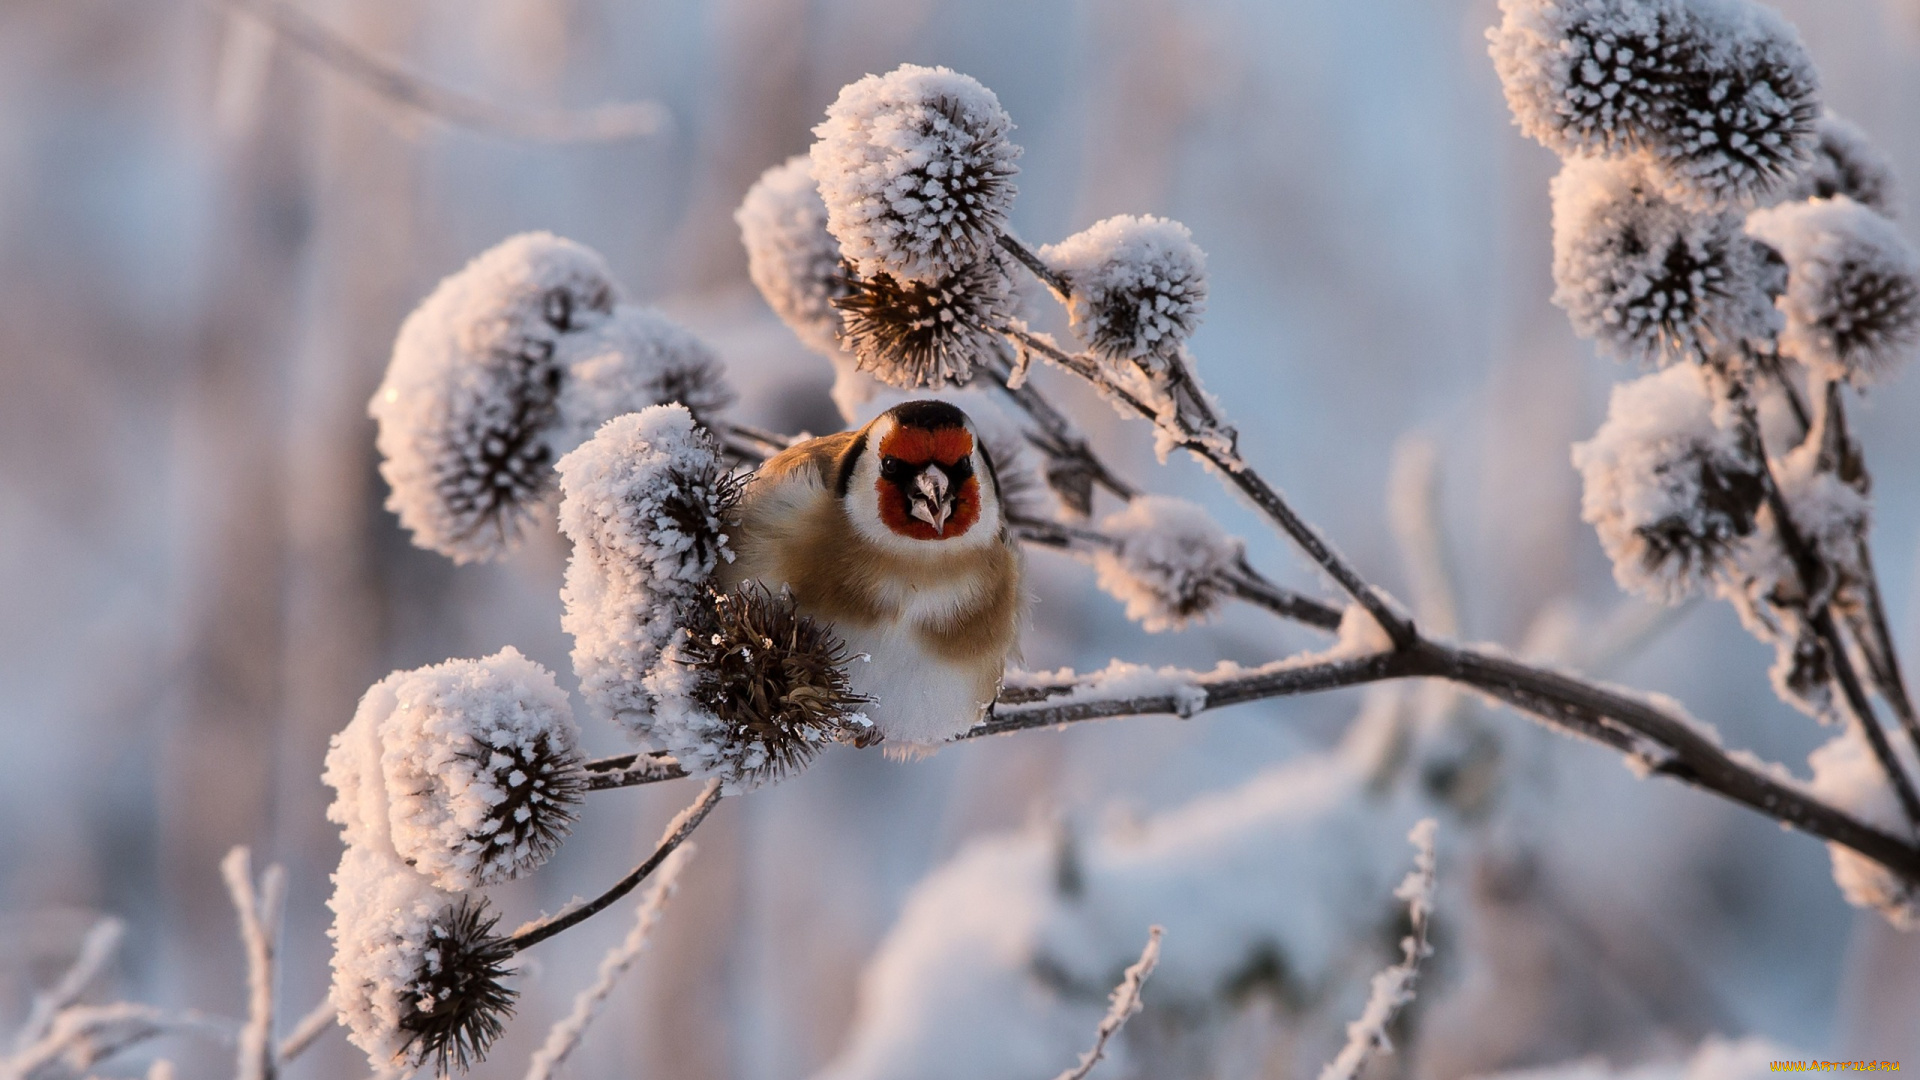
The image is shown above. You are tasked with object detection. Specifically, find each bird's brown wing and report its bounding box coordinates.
[755,430,862,492]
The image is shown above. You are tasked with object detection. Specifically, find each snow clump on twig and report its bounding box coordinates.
[1551,155,1778,364]
[1808,726,1920,929]
[1747,196,1920,385]
[811,64,1021,284]
[1092,495,1244,632]
[1490,0,1819,209]
[1572,363,1765,603]
[1042,215,1208,369]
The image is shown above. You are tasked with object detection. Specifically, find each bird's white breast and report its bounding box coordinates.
[839,619,989,749]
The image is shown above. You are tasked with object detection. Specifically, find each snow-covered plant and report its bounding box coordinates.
[556,405,738,733]
[1092,495,1245,631]
[371,232,734,563]
[1571,363,1764,602]
[1810,726,1920,929]
[736,154,850,357]
[832,251,1015,388]
[810,64,1021,284]
[1489,0,1820,209]
[1782,111,1900,215]
[1042,215,1208,369]
[1550,155,1777,364]
[1746,196,1920,384]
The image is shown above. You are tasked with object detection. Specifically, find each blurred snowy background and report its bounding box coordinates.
[3,0,1920,1077]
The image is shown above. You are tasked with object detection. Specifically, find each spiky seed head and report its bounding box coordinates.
[399,897,517,1076]
[1747,196,1920,385]
[1092,495,1245,632]
[1551,155,1778,364]
[737,155,852,356]
[811,64,1021,283]
[558,306,737,438]
[1490,0,1819,209]
[1041,215,1208,369]
[833,254,1013,388]
[459,731,584,885]
[1573,364,1766,603]
[678,583,871,784]
[1780,111,1899,216]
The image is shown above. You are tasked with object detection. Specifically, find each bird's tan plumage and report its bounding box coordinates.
[720,406,1022,747]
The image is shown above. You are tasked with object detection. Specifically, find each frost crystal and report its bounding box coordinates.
[833,252,1013,388]
[374,649,584,892]
[373,232,736,564]
[811,64,1021,283]
[1572,364,1764,602]
[737,155,851,356]
[1042,215,1208,368]
[1747,196,1920,384]
[1809,726,1920,929]
[557,405,737,738]
[1551,155,1777,363]
[1779,111,1899,216]
[1490,0,1819,209]
[1092,496,1245,632]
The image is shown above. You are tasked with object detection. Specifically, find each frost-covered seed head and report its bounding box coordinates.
[736,155,851,356]
[1041,215,1208,368]
[1769,619,1834,721]
[676,583,871,783]
[372,233,621,564]
[1572,364,1765,602]
[372,648,584,891]
[811,64,1021,283]
[1736,438,1869,609]
[557,406,741,735]
[398,896,517,1076]
[558,305,736,437]
[1747,197,1920,384]
[1490,0,1819,209]
[1552,155,1778,364]
[833,254,1013,388]
[1809,727,1920,929]
[1092,495,1245,632]
[1779,112,1899,216]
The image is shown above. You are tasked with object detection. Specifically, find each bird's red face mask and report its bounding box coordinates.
[875,425,981,541]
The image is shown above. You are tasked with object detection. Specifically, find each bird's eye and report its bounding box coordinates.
[944,457,974,483]
[880,455,908,478]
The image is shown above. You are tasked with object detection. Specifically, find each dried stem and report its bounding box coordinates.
[214,0,670,143]
[508,779,722,951]
[274,999,338,1066]
[1052,926,1161,1080]
[220,847,285,1080]
[997,233,1073,299]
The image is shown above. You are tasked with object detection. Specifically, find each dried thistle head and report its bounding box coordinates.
[1781,111,1899,216]
[1042,215,1208,369]
[399,897,517,1076]
[1747,196,1920,385]
[679,582,871,784]
[1092,495,1245,633]
[1491,0,1819,209]
[833,255,1013,388]
[457,730,585,886]
[1551,155,1778,364]
[811,64,1021,283]
[737,154,853,356]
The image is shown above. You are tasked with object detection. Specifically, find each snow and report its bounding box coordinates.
[555,405,733,738]
[1746,196,1920,385]
[811,723,1432,1080]
[1571,364,1763,602]
[1550,156,1777,365]
[810,64,1021,284]
[737,154,850,357]
[1807,725,1920,929]
[1490,0,1819,209]
[1778,111,1899,216]
[1724,437,1868,663]
[1041,215,1208,369]
[1090,495,1244,632]
[324,843,454,1070]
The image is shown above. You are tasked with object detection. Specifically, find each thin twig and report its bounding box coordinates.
[997,234,1072,299]
[1052,926,1161,1080]
[1318,819,1437,1080]
[220,847,285,1080]
[524,847,695,1080]
[273,999,338,1066]
[508,779,721,951]
[13,919,124,1056]
[213,0,670,143]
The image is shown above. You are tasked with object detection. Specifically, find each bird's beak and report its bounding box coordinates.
[908,465,953,534]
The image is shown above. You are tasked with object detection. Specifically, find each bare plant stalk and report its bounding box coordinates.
[13,919,124,1056]
[274,999,338,1066]
[214,0,670,143]
[220,847,286,1080]
[524,846,696,1080]
[997,233,1073,298]
[1319,819,1437,1080]
[509,779,722,951]
[1052,926,1162,1080]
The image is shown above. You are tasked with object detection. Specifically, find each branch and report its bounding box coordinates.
[508,779,721,951]
[1319,819,1437,1080]
[273,999,337,1066]
[1051,926,1161,1080]
[213,0,670,143]
[998,234,1072,299]
[220,847,286,1080]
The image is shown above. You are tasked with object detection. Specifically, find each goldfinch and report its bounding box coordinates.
[722,400,1022,749]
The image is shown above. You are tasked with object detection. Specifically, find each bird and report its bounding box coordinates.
[720,399,1023,750]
